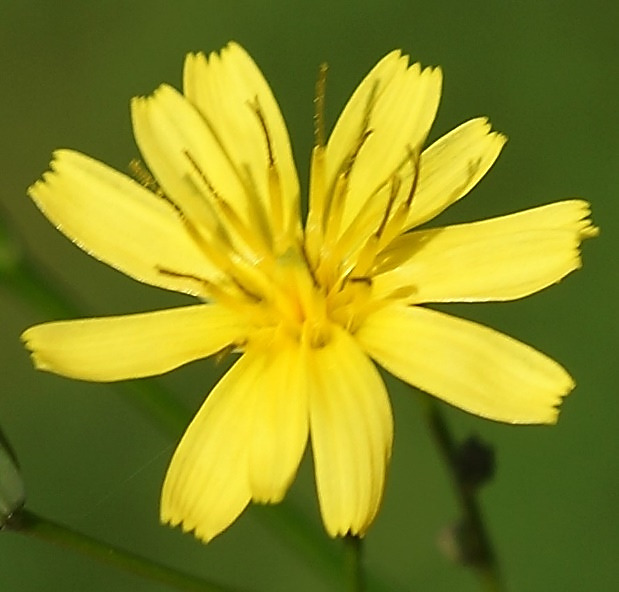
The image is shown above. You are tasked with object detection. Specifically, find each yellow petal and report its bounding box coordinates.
[326,51,442,232]
[162,342,310,542]
[161,353,261,542]
[183,43,301,240]
[21,304,246,381]
[132,85,242,236]
[357,304,573,424]
[29,150,216,297]
[406,118,506,229]
[248,342,309,503]
[374,200,598,302]
[309,326,393,537]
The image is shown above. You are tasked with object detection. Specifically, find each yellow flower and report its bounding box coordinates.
[22,43,597,542]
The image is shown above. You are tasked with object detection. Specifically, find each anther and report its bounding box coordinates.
[128,159,164,196]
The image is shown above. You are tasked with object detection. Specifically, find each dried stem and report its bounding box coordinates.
[423,397,504,592]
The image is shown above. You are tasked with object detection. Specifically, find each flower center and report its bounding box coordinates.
[232,245,369,350]
[150,79,423,351]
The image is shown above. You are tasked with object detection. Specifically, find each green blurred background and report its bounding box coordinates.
[1,1,617,590]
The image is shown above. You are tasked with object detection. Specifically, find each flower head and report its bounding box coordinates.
[22,43,597,541]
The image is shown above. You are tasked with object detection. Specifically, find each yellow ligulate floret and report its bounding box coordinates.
[22,42,597,543]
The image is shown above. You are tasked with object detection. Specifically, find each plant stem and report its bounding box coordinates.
[423,398,503,592]
[4,508,247,592]
[344,534,364,592]
[252,501,342,581]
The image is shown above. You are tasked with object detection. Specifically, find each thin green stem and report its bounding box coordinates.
[252,501,342,580]
[344,534,364,592]
[252,500,393,592]
[4,508,248,592]
[422,397,504,592]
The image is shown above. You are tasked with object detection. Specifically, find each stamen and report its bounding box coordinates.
[327,275,373,334]
[183,150,222,201]
[304,64,329,266]
[249,98,275,167]
[323,129,372,244]
[229,276,263,303]
[342,130,373,180]
[183,150,273,262]
[333,148,413,259]
[238,163,274,247]
[267,165,284,240]
[373,147,422,253]
[128,159,163,196]
[156,267,231,302]
[176,207,235,271]
[157,267,261,308]
[133,160,261,298]
[305,146,327,268]
[348,276,372,286]
[405,146,421,208]
[249,97,290,249]
[127,157,245,279]
[308,79,381,289]
[376,175,401,238]
[214,343,242,364]
[156,267,211,285]
[314,63,328,148]
[360,80,379,139]
[129,158,199,227]
[321,80,378,238]
[342,174,401,282]
[300,241,321,288]
[188,101,278,249]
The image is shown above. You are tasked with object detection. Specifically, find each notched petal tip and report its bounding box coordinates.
[325,520,371,540]
[26,178,45,200]
[132,84,178,112]
[20,327,54,375]
[20,326,37,352]
[27,352,50,373]
[160,511,217,544]
[576,202,599,240]
[28,148,79,196]
[429,64,443,85]
[552,199,599,249]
